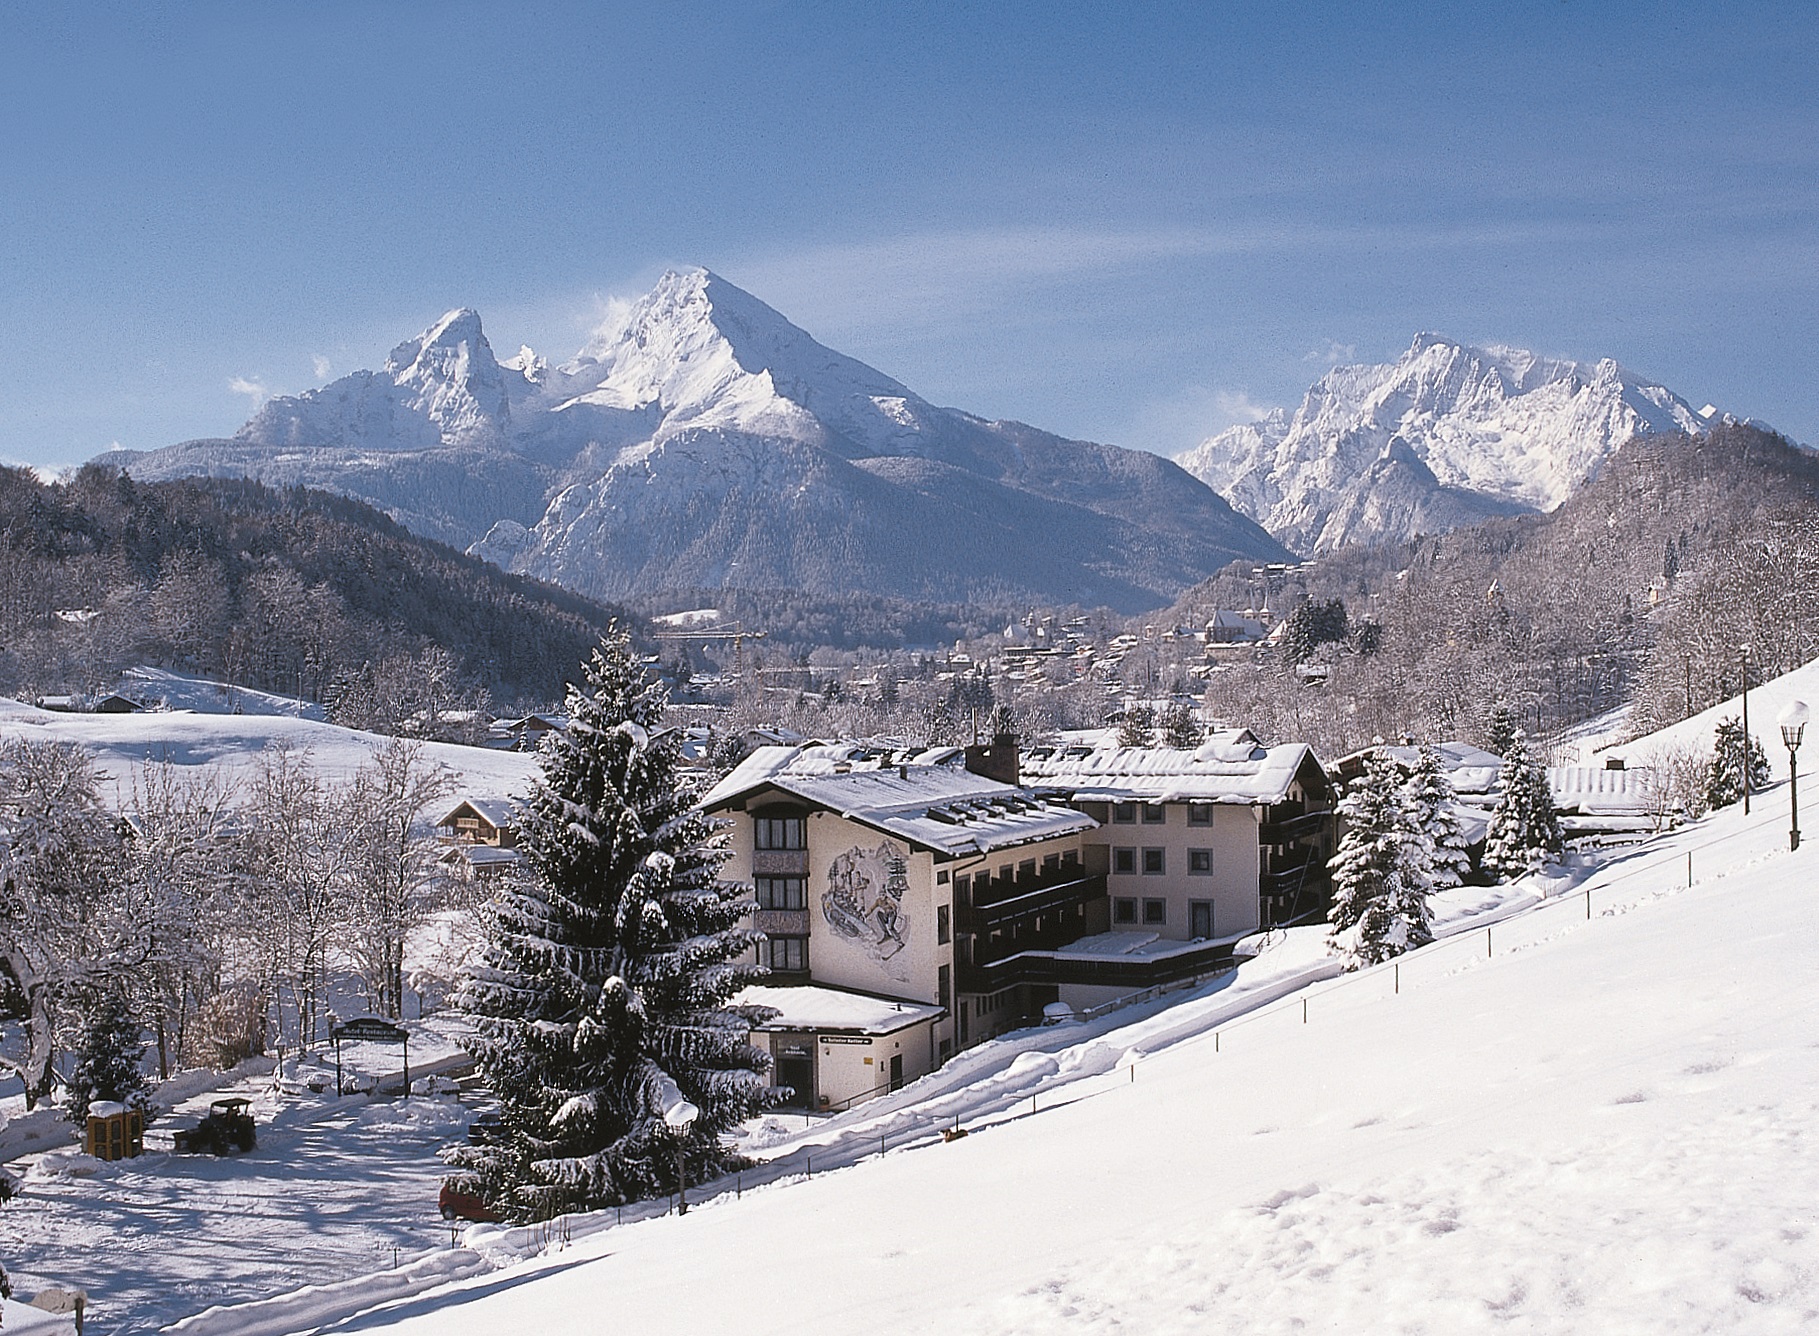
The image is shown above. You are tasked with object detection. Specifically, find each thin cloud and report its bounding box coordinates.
[311,354,333,381]
[1121,384,1281,456]
[228,376,269,407]
[1304,339,1357,365]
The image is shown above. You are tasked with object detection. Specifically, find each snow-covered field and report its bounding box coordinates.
[66,752,1802,1334]
[0,693,537,805]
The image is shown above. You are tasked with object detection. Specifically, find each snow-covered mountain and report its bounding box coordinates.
[101,270,1286,611]
[1176,334,1710,554]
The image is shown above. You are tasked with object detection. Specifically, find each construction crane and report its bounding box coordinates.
[652,625,768,680]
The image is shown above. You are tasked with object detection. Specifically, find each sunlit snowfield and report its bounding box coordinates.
[167,773,1819,1336]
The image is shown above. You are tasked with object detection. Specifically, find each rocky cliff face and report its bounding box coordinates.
[1176,334,1709,554]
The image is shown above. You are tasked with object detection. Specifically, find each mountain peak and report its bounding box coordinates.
[1178,334,1709,554]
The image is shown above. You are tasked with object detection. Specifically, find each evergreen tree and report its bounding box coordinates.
[1704,716,1771,809]
[1481,701,1519,757]
[1482,731,1564,880]
[1327,750,1433,969]
[446,629,775,1220]
[1405,744,1472,889]
[1158,701,1202,748]
[65,980,149,1124]
[1117,703,1156,748]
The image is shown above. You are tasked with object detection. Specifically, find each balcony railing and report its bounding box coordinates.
[957,873,1104,934]
[753,849,810,876]
[1258,807,1333,845]
[960,935,1237,995]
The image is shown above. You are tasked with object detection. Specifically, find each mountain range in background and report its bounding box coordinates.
[1175,334,1714,554]
[99,271,1288,613]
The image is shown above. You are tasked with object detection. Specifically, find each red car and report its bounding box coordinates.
[438,1183,504,1222]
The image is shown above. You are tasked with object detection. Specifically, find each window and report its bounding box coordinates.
[937,903,951,945]
[1041,853,1059,875]
[755,815,806,850]
[1113,897,1138,924]
[1113,847,1136,874]
[1143,898,1166,925]
[1061,848,1079,869]
[955,874,971,907]
[766,937,807,971]
[1112,802,1138,824]
[1142,847,1166,875]
[1188,805,1213,827]
[1188,849,1213,876]
[755,876,806,909]
[1019,859,1037,883]
[938,964,951,1008]
[1141,804,1166,824]
[937,870,949,884]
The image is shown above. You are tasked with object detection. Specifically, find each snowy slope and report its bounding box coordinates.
[0,698,536,805]
[184,766,1819,1334]
[1178,334,1709,554]
[96,271,1287,610]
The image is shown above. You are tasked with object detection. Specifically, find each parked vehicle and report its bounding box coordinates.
[173,1098,257,1155]
[439,1183,504,1222]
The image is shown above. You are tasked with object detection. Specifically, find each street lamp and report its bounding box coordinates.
[657,1075,699,1216]
[1779,699,1808,852]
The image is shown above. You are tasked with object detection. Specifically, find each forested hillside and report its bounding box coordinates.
[0,465,636,713]
[1169,423,1817,756]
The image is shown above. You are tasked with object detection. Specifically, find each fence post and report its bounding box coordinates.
[1486,927,1492,958]
[1302,997,1308,1024]
[1687,852,1692,887]
[1585,886,1591,919]
[1394,962,1399,995]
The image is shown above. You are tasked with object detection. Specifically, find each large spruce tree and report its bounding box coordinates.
[1482,731,1565,880]
[446,630,775,1220]
[1328,749,1433,969]
[1406,744,1472,889]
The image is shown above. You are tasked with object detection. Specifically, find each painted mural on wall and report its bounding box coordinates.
[822,841,912,981]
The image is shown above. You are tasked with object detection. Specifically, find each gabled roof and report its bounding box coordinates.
[701,744,1095,858]
[437,798,516,829]
[1018,729,1324,805]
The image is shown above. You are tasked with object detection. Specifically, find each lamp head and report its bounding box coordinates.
[1778,698,1809,749]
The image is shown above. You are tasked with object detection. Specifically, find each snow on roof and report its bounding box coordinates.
[1019,730,1322,805]
[1548,766,1658,815]
[438,797,516,829]
[737,984,943,1034]
[702,744,1095,857]
[1336,741,1506,797]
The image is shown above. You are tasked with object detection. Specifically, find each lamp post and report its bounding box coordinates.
[1779,699,1808,852]
[1741,644,1752,814]
[658,1076,699,1216]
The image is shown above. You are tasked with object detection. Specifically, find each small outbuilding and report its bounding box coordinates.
[84,1101,144,1161]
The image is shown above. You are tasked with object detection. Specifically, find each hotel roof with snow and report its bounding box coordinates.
[1017,729,1326,805]
[700,743,1096,858]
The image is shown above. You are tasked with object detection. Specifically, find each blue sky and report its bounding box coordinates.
[2,1,1814,470]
